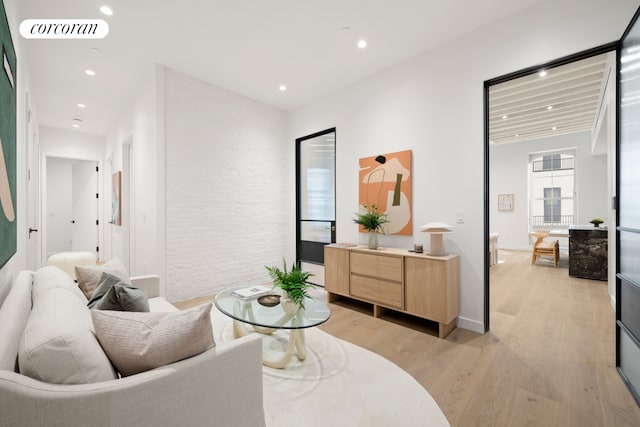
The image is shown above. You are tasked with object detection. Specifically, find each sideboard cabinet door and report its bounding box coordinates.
[405,257,459,324]
[324,246,350,297]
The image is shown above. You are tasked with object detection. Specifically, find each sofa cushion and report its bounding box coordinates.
[0,271,34,372]
[19,283,118,384]
[34,265,87,303]
[87,273,150,312]
[76,257,131,300]
[91,303,215,376]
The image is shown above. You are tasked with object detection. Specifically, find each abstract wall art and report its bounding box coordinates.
[359,149,412,235]
[0,0,16,268]
[112,171,122,226]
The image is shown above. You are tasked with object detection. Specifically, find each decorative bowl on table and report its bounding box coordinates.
[257,294,281,307]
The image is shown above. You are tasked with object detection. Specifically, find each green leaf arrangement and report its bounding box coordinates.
[353,204,390,233]
[265,259,314,309]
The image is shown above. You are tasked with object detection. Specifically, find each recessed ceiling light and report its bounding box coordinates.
[72,124,80,128]
[279,85,287,91]
[77,103,86,108]
[539,70,548,77]
[357,39,367,49]
[502,115,508,119]
[552,126,557,130]
[547,105,553,110]
[515,134,520,137]
[100,6,113,16]
[85,69,96,76]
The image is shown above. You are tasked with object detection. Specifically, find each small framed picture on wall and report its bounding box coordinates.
[498,194,514,212]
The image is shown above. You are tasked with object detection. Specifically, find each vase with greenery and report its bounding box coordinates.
[265,259,313,312]
[353,204,390,249]
[590,217,604,227]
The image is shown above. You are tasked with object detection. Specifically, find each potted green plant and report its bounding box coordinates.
[353,204,390,249]
[590,217,604,227]
[265,259,313,313]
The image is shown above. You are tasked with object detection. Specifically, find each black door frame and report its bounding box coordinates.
[295,127,337,266]
[483,42,618,332]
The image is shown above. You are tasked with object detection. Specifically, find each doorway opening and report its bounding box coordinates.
[296,128,336,286]
[42,155,100,263]
[484,42,618,331]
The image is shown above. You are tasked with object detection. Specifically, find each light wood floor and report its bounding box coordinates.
[175,250,640,426]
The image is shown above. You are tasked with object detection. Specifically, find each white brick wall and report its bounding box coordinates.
[165,69,289,302]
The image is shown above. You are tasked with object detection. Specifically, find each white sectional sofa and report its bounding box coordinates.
[0,266,266,427]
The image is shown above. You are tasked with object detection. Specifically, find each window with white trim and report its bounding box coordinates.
[529,150,575,230]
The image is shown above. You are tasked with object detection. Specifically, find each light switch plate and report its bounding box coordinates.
[456,210,464,224]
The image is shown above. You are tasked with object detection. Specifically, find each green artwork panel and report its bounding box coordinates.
[0,0,16,268]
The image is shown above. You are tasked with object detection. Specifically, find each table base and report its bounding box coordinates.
[233,320,306,369]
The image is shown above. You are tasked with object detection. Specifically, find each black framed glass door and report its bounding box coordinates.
[296,128,336,281]
[617,6,640,405]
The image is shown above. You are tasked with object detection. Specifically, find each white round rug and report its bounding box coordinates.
[212,306,450,427]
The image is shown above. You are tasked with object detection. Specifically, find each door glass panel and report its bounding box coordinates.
[299,138,335,222]
[296,129,336,267]
[620,230,640,285]
[300,221,332,243]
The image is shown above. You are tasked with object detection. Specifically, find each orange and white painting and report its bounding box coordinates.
[359,149,412,235]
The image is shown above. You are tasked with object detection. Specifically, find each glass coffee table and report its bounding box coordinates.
[214,287,331,369]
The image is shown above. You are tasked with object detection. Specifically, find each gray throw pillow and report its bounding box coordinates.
[87,272,149,312]
[93,284,150,312]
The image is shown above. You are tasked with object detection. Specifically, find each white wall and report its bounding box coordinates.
[490,132,608,250]
[164,68,289,302]
[39,126,105,159]
[105,65,164,284]
[287,0,639,332]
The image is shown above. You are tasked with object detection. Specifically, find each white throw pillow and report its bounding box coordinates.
[91,303,215,376]
[19,286,118,384]
[75,257,131,300]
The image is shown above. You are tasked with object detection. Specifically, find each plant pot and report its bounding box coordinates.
[281,292,300,316]
[368,231,378,250]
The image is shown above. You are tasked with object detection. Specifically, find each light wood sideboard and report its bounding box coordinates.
[324,245,460,338]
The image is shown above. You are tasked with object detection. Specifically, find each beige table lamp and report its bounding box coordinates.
[419,223,453,256]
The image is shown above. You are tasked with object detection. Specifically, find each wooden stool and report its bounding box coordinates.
[531,238,559,268]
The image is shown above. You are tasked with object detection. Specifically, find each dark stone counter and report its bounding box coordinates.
[568,228,608,281]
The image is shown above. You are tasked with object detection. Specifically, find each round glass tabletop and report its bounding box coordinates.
[214,286,331,330]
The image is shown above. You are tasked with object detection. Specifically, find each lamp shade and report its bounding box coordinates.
[419,223,453,256]
[419,223,453,233]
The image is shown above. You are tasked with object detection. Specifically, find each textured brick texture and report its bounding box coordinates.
[165,69,288,302]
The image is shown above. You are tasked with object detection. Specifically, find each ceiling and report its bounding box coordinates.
[489,53,612,145]
[14,0,546,136]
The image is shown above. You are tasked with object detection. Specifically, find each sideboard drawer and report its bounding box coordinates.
[350,274,402,309]
[350,252,403,282]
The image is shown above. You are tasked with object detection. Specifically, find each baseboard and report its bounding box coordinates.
[456,316,485,334]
